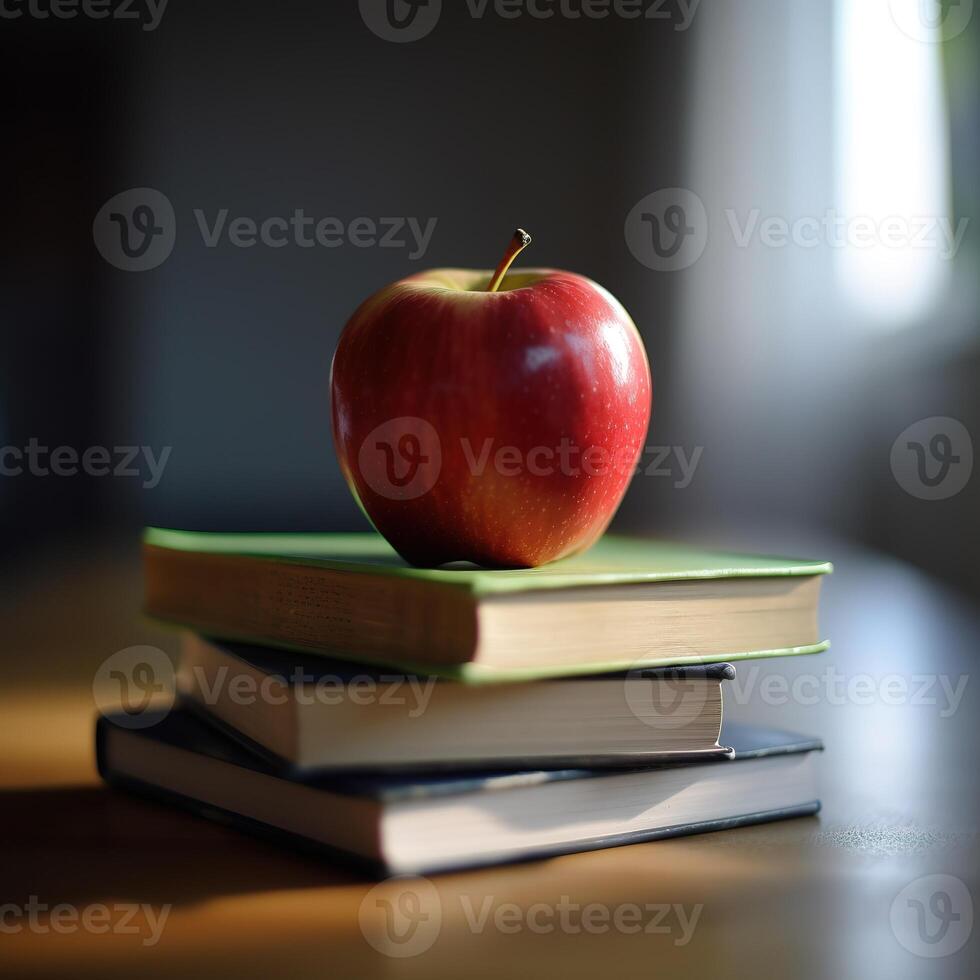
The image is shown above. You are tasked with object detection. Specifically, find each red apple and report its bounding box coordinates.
[331,230,652,567]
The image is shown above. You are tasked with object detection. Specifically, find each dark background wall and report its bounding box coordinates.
[1,1,687,533]
[2,0,978,599]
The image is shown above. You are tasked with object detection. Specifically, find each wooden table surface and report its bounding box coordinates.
[2,534,978,979]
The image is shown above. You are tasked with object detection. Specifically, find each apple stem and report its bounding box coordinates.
[486,228,532,293]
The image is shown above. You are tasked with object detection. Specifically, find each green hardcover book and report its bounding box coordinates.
[143,528,831,683]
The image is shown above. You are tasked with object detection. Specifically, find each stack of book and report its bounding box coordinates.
[97,528,832,875]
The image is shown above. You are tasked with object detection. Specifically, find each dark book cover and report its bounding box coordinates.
[180,639,739,773]
[96,709,822,875]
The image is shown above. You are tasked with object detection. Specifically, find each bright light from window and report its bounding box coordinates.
[835,0,953,329]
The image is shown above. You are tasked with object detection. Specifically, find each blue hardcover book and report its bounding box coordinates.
[97,710,821,876]
[177,635,738,771]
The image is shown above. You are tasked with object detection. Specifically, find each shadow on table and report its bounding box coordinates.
[0,785,367,908]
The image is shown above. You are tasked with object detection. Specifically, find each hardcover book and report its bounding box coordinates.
[97,709,823,876]
[144,529,831,681]
[178,634,737,771]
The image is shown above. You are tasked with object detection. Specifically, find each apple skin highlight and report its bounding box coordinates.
[331,266,652,568]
